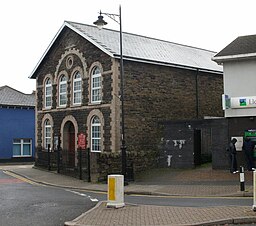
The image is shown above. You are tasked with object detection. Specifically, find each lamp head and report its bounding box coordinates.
[93,12,108,29]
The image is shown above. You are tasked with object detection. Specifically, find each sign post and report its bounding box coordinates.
[78,133,87,180]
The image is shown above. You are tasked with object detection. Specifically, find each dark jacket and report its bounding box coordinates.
[229,138,237,155]
[229,143,236,154]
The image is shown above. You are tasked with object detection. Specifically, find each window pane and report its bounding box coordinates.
[45,120,51,149]
[23,144,31,155]
[13,144,21,156]
[73,73,81,105]
[74,92,81,104]
[60,83,66,93]
[74,80,81,91]
[45,78,52,108]
[46,86,51,95]
[92,139,100,152]
[13,139,21,143]
[91,67,101,103]
[91,116,101,152]
[60,94,67,105]
[59,77,67,106]
[92,116,100,124]
[92,77,101,88]
[92,89,100,102]
[93,67,101,75]
[23,139,31,143]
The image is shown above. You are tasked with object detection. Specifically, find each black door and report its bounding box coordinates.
[194,129,201,166]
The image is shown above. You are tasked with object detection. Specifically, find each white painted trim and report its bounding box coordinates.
[212,52,256,63]
[29,21,114,79]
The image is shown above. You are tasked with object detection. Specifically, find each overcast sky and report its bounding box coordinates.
[1,0,256,94]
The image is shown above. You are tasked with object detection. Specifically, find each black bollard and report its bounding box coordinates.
[47,144,51,171]
[240,166,245,191]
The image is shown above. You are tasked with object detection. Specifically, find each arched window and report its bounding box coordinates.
[73,71,82,105]
[44,119,52,150]
[45,78,52,108]
[91,67,102,103]
[59,75,67,106]
[91,116,101,152]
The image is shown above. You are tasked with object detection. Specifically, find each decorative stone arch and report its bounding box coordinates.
[41,113,54,150]
[60,115,79,150]
[54,48,88,79]
[43,74,54,85]
[60,115,79,167]
[54,70,69,84]
[88,62,104,104]
[88,62,103,76]
[86,109,105,152]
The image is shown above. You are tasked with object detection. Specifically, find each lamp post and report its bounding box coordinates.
[94,5,127,181]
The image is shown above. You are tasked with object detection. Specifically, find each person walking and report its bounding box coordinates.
[228,138,238,174]
[242,136,255,171]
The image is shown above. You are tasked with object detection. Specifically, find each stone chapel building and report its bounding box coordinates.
[30,21,223,181]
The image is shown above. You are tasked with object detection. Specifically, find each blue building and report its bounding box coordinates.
[0,86,35,162]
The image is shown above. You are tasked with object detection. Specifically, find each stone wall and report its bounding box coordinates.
[34,26,224,181]
[123,61,223,171]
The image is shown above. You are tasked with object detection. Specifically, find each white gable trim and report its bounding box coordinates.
[29,21,114,79]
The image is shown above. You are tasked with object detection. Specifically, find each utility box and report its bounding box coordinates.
[107,175,125,208]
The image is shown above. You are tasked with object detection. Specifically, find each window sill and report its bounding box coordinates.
[71,103,82,107]
[42,107,52,111]
[57,105,67,109]
[13,155,32,157]
[89,101,102,106]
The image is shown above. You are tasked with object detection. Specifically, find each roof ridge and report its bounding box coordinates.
[1,85,31,95]
[66,20,217,54]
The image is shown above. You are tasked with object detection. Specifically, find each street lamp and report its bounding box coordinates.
[94,5,127,181]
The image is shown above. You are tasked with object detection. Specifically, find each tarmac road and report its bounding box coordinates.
[75,188,253,207]
[0,170,97,226]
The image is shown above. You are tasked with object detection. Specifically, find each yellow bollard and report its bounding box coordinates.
[107,175,125,208]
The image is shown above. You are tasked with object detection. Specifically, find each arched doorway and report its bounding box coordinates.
[63,121,76,167]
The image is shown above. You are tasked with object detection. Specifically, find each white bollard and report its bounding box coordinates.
[252,171,256,211]
[107,174,125,208]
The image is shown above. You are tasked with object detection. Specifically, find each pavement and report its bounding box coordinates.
[1,163,256,225]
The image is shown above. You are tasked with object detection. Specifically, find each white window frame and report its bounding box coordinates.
[91,116,101,152]
[44,119,52,150]
[73,71,82,105]
[91,67,102,104]
[13,139,32,157]
[59,75,67,107]
[45,78,52,108]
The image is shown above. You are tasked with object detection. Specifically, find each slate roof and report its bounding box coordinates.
[0,86,35,107]
[30,21,222,78]
[212,34,256,63]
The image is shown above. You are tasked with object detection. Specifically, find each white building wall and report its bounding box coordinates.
[224,59,256,117]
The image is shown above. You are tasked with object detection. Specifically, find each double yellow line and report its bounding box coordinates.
[3,170,42,186]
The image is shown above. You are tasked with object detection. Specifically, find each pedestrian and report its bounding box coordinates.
[228,138,238,174]
[242,136,255,171]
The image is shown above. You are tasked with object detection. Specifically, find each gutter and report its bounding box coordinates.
[114,54,223,75]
